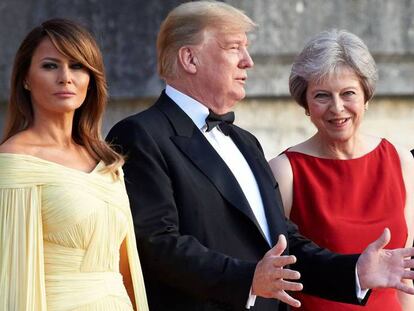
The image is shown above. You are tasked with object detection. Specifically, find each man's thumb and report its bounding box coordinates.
[268,234,287,256]
[370,228,391,251]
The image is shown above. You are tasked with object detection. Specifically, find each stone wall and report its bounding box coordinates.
[230,0,414,96]
[1,0,413,99]
[1,0,413,153]
[0,0,186,100]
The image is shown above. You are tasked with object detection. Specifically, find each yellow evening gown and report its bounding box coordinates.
[0,153,149,311]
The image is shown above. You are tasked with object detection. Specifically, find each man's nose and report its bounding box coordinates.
[240,48,254,69]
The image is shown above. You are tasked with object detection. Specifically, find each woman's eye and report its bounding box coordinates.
[343,91,355,96]
[71,63,84,69]
[315,93,329,99]
[42,62,57,69]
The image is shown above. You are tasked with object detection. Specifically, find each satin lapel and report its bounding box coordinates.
[172,135,262,223]
[155,94,261,230]
[229,127,287,246]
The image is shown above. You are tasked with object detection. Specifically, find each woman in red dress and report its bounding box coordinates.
[269,29,414,311]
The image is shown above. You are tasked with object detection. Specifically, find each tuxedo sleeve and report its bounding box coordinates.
[107,118,257,309]
[287,219,369,304]
[250,133,370,305]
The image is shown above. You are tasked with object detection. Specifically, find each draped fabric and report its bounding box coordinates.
[0,153,149,311]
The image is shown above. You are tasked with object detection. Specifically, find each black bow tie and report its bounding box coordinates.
[205,110,235,135]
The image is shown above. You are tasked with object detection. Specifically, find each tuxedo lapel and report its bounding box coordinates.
[172,136,258,221]
[230,127,286,247]
[154,93,265,237]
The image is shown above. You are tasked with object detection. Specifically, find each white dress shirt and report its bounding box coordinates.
[165,85,271,245]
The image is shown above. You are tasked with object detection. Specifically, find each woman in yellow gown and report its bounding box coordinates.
[0,19,149,311]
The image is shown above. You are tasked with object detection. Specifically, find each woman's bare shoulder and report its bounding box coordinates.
[0,132,33,154]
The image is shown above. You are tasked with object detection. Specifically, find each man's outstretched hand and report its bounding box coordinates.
[357,228,414,294]
[252,235,303,307]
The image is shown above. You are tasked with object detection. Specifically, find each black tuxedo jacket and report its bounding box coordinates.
[107,91,364,311]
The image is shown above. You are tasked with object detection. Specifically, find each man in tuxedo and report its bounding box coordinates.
[107,1,414,310]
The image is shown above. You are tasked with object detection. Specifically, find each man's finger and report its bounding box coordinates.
[402,269,414,280]
[271,255,297,268]
[273,279,303,292]
[274,290,301,308]
[404,258,414,269]
[398,247,414,258]
[395,282,414,295]
[277,268,301,280]
[369,228,391,251]
[269,267,300,280]
[267,234,287,257]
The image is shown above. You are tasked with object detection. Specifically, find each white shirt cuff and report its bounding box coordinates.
[247,267,368,308]
[245,287,257,309]
[355,266,369,300]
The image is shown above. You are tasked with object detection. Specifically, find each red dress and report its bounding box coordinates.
[285,139,407,311]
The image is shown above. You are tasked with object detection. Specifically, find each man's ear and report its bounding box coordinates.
[178,46,198,74]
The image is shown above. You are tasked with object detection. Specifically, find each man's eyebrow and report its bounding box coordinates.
[220,38,248,46]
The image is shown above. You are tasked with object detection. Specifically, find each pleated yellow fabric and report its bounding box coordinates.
[0,153,149,311]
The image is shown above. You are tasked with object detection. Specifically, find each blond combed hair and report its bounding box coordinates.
[157,0,256,80]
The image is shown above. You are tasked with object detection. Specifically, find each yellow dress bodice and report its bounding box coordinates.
[0,153,149,311]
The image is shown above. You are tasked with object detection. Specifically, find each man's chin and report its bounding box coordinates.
[233,90,246,102]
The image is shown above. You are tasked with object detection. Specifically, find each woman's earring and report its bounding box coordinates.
[23,82,29,90]
[305,110,310,116]
[364,103,369,111]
